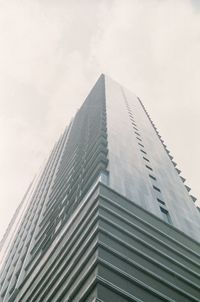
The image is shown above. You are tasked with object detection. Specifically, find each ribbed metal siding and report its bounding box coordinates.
[10,183,200,302]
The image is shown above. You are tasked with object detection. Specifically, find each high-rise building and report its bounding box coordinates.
[0,74,200,302]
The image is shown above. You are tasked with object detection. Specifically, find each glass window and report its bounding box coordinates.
[160,207,172,224]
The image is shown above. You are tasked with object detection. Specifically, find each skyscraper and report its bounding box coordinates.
[0,74,200,302]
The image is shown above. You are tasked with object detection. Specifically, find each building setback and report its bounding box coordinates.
[0,74,200,302]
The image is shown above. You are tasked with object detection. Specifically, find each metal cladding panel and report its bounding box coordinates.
[9,183,200,302]
[10,184,101,302]
[0,131,69,301]
[96,184,200,302]
[0,75,109,302]
[104,75,200,242]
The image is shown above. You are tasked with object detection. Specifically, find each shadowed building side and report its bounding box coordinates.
[10,183,200,302]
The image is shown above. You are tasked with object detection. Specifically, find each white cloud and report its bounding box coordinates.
[0,0,200,240]
[0,0,110,239]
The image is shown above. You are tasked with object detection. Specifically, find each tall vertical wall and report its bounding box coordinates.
[0,74,199,302]
[105,74,200,242]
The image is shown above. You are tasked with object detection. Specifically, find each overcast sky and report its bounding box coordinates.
[0,0,200,240]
